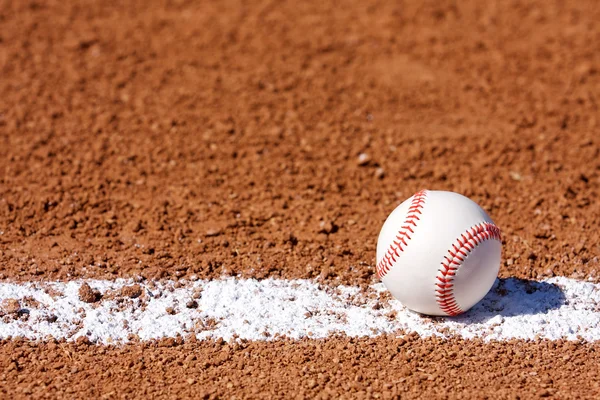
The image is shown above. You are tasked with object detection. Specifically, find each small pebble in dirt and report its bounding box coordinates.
[375,167,385,179]
[1,298,20,314]
[318,220,338,235]
[78,283,101,303]
[186,300,198,309]
[205,228,222,237]
[509,171,522,181]
[121,284,143,299]
[357,153,370,166]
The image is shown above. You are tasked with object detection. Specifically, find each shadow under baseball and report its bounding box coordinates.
[453,277,567,324]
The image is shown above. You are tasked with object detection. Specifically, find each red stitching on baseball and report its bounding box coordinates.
[376,190,428,278]
[435,222,502,316]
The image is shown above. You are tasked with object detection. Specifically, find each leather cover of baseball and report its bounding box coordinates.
[376,190,502,316]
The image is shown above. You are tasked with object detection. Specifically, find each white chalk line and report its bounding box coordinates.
[0,276,599,344]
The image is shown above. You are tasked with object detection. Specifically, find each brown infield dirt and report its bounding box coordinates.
[0,0,599,398]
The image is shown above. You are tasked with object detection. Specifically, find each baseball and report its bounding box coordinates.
[376,190,502,316]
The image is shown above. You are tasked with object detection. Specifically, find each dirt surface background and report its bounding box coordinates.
[2,336,599,399]
[1,0,600,398]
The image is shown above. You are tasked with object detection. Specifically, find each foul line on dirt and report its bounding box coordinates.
[0,276,598,344]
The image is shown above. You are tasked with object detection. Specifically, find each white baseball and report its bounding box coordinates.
[376,190,502,316]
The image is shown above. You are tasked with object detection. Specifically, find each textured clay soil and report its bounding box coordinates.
[1,336,599,399]
[1,0,600,398]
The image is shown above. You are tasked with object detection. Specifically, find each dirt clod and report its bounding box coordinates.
[78,283,101,304]
[185,300,198,309]
[121,284,143,299]
[1,299,20,314]
[165,307,176,315]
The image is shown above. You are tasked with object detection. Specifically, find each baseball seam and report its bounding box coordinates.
[435,222,502,316]
[376,190,428,279]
